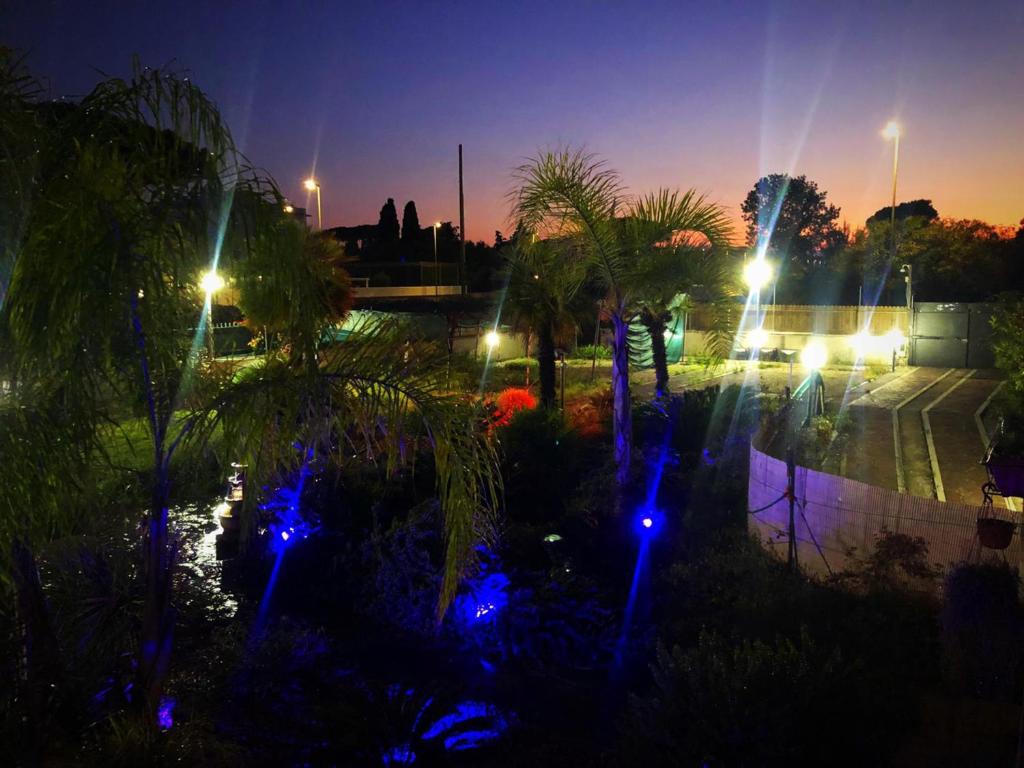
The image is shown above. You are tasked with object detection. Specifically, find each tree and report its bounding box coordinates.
[401,200,421,242]
[741,174,844,301]
[634,245,735,397]
[378,197,400,242]
[511,149,731,487]
[867,199,938,225]
[504,239,587,408]
[845,217,1021,303]
[1,61,499,731]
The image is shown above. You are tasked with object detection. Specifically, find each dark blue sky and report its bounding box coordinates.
[4,0,1022,240]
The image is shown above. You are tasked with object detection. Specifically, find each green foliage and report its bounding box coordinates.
[741,173,844,266]
[571,344,612,360]
[625,628,852,766]
[941,561,1024,700]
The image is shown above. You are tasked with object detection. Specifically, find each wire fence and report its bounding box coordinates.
[747,443,1021,577]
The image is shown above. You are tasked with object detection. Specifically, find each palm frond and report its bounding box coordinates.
[509,148,625,293]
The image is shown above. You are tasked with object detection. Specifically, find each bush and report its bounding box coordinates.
[622,629,855,766]
[571,344,612,360]
[941,560,1024,700]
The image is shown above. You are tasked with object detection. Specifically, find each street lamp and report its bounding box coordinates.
[304,177,322,230]
[200,270,225,358]
[743,257,773,344]
[433,222,441,298]
[882,121,900,265]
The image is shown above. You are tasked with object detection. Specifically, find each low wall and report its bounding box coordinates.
[747,443,1022,576]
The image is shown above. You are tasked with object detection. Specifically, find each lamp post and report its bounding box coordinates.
[743,257,774,351]
[882,121,900,265]
[200,270,225,358]
[304,178,322,230]
[433,222,441,298]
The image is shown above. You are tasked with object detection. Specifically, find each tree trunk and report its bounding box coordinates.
[537,322,557,409]
[136,472,175,719]
[646,315,670,398]
[611,311,632,487]
[12,539,66,763]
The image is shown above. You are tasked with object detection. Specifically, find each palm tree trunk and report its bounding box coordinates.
[524,330,532,387]
[646,315,670,398]
[137,472,175,718]
[537,322,556,408]
[12,539,65,762]
[611,311,632,486]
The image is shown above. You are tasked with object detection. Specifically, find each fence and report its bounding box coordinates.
[688,305,908,335]
[747,442,1021,578]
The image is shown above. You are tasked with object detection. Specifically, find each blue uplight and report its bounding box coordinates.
[635,508,664,537]
[157,696,176,730]
[454,572,510,627]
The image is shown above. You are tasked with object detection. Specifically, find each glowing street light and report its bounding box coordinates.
[433,222,441,298]
[283,203,294,214]
[742,258,773,292]
[748,327,770,350]
[200,270,225,358]
[304,177,322,230]
[801,340,827,370]
[882,120,901,266]
[485,330,500,349]
[200,270,225,295]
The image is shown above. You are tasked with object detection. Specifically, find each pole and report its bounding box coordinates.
[206,299,216,359]
[315,185,322,231]
[433,225,439,298]
[458,144,466,295]
[890,133,899,265]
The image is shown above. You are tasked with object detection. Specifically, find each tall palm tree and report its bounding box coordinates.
[634,244,737,397]
[2,62,498,725]
[510,150,732,486]
[503,238,586,408]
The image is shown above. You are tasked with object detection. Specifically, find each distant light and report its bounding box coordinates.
[885,328,906,349]
[743,258,773,292]
[485,331,500,348]
[543,533,562,543]
[280,530,290,541]
[748,327,770,349]
[882,120,900,140]
[850,330,872,358]
[801,340,827,370]
[303,178,319,191]
[533,273,540,280]
[200,270,225,294]
[641,516,653,529]
[434,221,441,228]
[283,204,294,214]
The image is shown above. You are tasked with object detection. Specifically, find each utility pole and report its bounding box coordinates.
[458,144,466,295]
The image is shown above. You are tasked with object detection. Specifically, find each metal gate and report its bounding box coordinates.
[910,302,994,368]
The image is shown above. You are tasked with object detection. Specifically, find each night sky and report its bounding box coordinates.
[4,0,1022,242]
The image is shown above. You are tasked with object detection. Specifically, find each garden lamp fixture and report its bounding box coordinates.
[801,340,827,370]
[485,330,500,349]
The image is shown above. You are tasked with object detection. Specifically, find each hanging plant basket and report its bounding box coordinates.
[985,455,1024,499]
[977,517,1015,550]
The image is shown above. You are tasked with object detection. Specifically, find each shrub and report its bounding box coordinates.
[571,344,612,360]
[941,560,1024,700]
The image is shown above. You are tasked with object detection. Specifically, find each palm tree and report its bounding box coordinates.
[510,150,732,486]
[1,61,499,726]
[634,244,736,397]
[503,238,586,408]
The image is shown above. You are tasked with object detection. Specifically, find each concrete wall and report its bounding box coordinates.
[747,443,1020,577]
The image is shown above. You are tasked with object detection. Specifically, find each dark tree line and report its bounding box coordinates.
[742,173,1024,304]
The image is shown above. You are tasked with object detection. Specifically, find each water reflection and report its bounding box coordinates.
[170,500,239,619]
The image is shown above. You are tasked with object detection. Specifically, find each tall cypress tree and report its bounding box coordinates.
[378,198,400,242]
[401,200,421,242]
